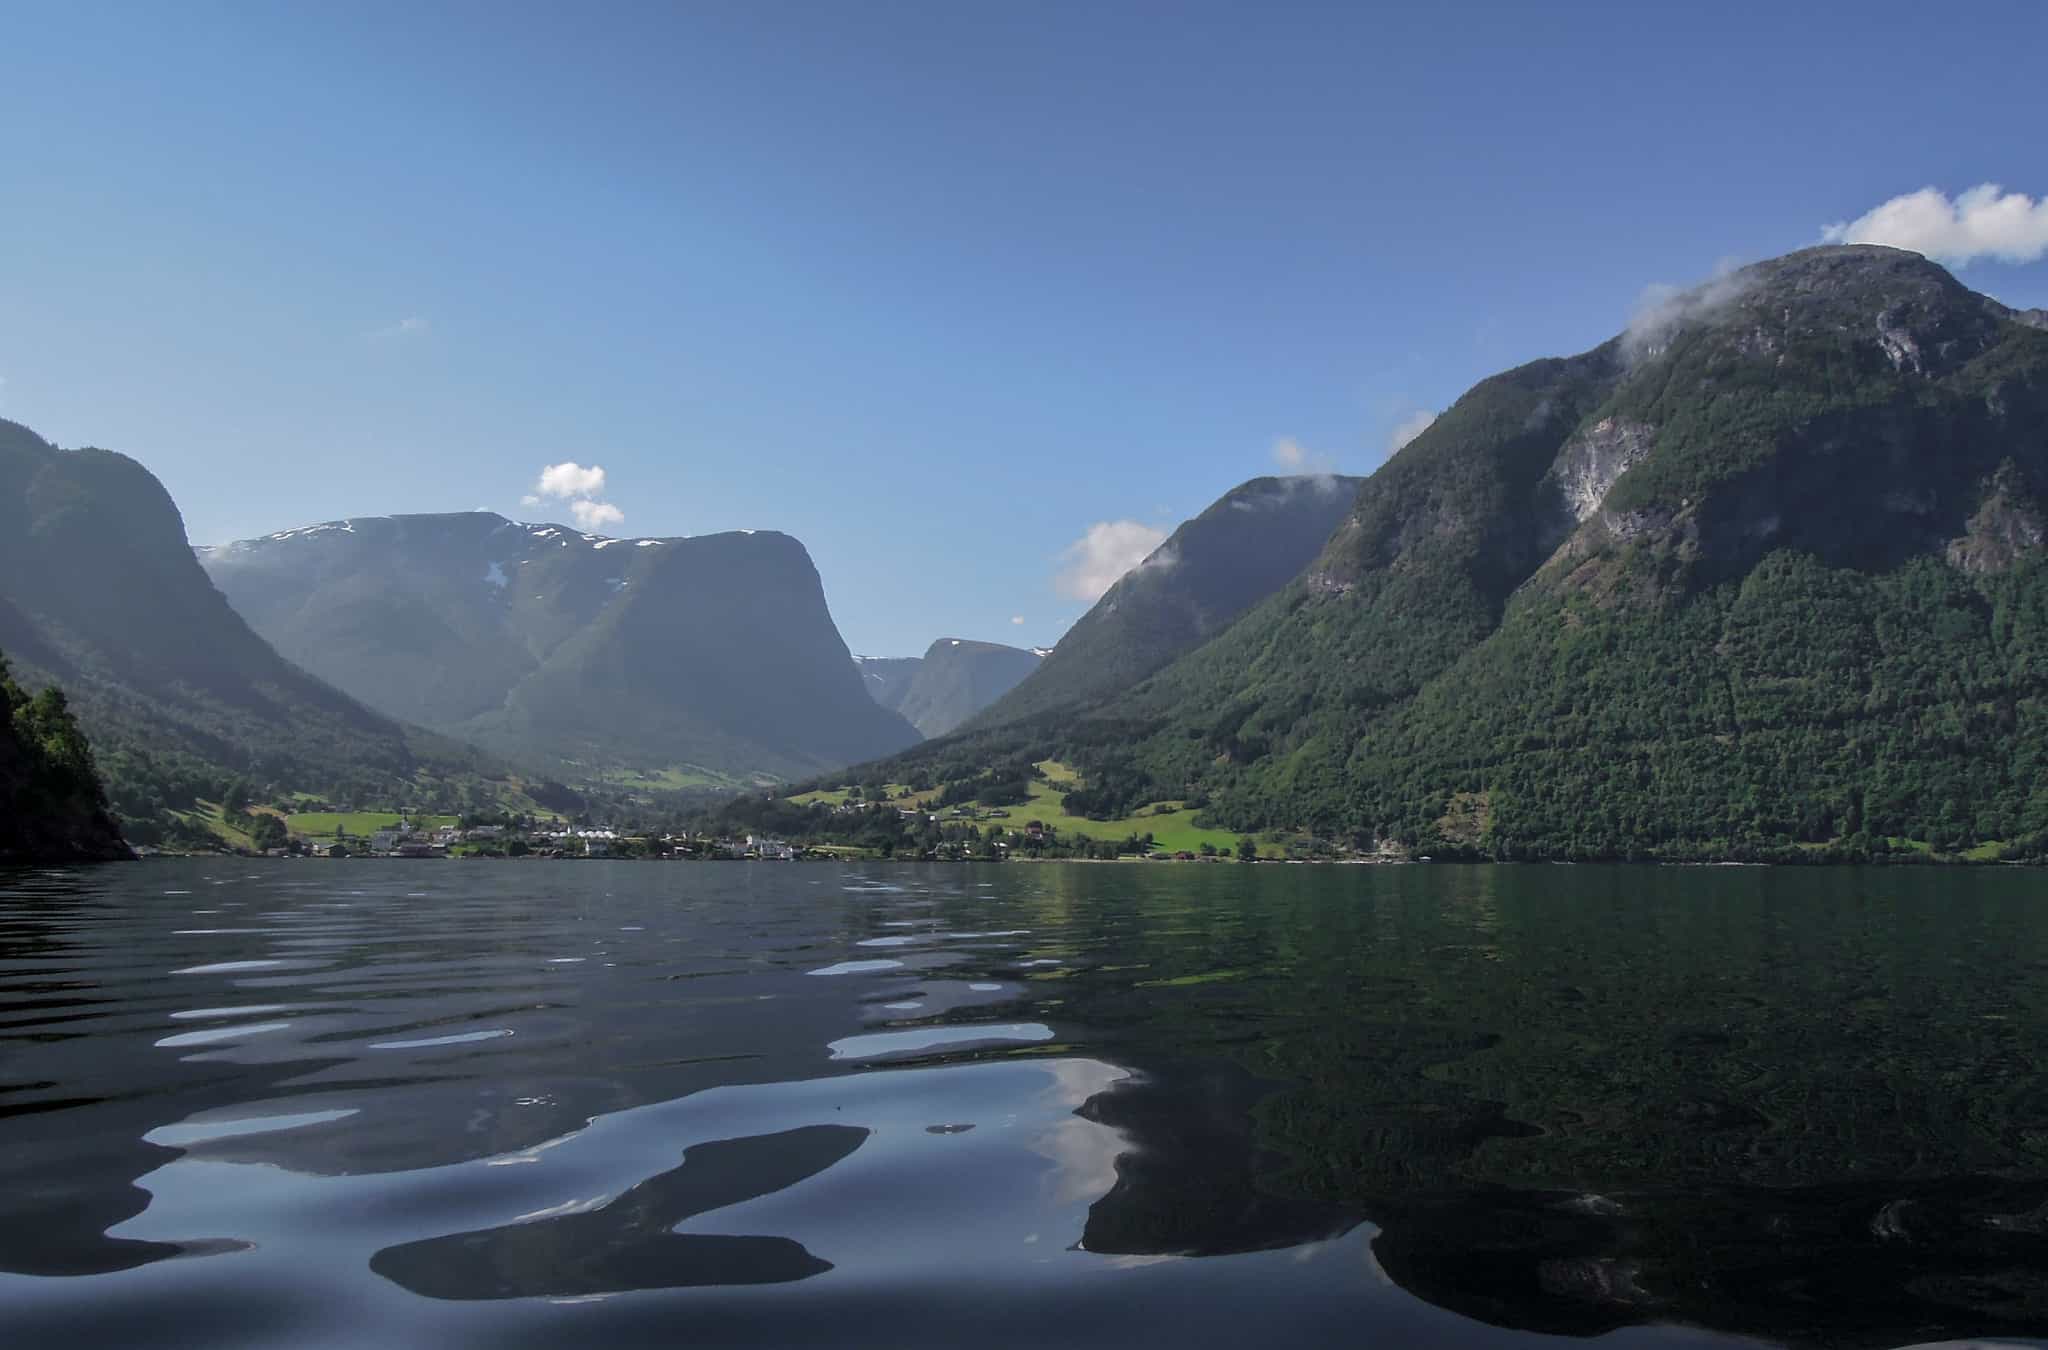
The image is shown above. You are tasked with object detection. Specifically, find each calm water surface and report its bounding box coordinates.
[4,860,2048,1348]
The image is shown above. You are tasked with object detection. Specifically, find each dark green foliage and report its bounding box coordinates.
[1323,553,2048,858]
[847,247,2048,861]
[527,780,588,814]
[975,775,1033,807]
[971,474,1363,728]
[246,812,289,851]
[0,651,128,861]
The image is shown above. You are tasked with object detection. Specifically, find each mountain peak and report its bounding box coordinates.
[201,510,912,776]
[857,638,1044,739]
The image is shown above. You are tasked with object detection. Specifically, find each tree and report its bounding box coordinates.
[248,813,288,850]
[1236,835,1259,862]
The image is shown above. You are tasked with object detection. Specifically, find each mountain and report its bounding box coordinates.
[0,420,451,838]
[0,656,128,862]
[865,247,2048,860]
[856,639,1044,738]
[852,655,924,714]
[199,513,919,781]
[967,474,1363,728]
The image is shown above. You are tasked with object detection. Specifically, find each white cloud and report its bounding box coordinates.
[1054,520,1170,603]
[1387,410,1437,454]
[1623,262,1755,362]
[1010,615,1025,625]
[528,461,623,531]
[569,499,625,531]
[534,462,608,500]
[370,316,429,339]
[1822,184,2048,265]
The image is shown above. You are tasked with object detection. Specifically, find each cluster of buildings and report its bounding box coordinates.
[348,818,619,857]
[329,818,795,862]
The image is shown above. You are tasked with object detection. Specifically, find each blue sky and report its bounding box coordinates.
[3,0,2045,656]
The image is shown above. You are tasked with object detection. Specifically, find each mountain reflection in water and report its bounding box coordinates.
[5,860,2048,1348]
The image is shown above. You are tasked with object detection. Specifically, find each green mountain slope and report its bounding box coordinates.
[200,514,919,780]
[859,247,2048,860]
[0,420,460,839]
[969,474,1363,728]
[857,639,1044,738]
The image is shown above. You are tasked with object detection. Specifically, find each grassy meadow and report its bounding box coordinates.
[795,760,1271,857]
[283,811,461,837]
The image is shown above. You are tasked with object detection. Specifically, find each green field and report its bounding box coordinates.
[1003,763,1262,855]
[172,800,261,850]
[795,761,1271,857]
[284,811,461,838]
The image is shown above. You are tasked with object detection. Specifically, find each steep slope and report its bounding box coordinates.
[970,474,1363,727]
[0,655,129,862]
[869,639,1044,738]
[0,420,440,834]
[201,514,919,780]
[1324,246,2048,856]
[871,247,2048,859]
[852,655,924,713]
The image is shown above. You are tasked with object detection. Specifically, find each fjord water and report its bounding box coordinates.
[5,864,2048,1349]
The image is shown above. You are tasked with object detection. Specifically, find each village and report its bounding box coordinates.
[236,811,802,862]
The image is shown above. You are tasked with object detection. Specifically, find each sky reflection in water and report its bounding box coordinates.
[7,860,2048,1348]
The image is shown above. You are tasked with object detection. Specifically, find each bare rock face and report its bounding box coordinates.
[1545,416,1657,523]
[1521,247,2048,604]
[1947,463,2048,574]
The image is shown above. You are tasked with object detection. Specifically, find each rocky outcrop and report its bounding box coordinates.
[1545,416,1657,523]
[1947,462,2048,574]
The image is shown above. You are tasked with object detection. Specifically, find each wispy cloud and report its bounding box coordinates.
[1823,184,2048,265]
[1386,410,1436,454]
[1010,615,1025,625]
[1271,436,1338,476]
[1054,520,1170,603]
[528,460,624,532]
[369,315,429,339]
[1623,260,1755,362]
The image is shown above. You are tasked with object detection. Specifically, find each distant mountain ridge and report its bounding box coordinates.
[200,512,919,780]
[855,639,1043,738]
[968,474,1364,728]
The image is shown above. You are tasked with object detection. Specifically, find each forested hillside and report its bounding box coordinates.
[850,248,2048,861]
[0,420,488,843]
[0,653,129,862]
[969,474,1362,727]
